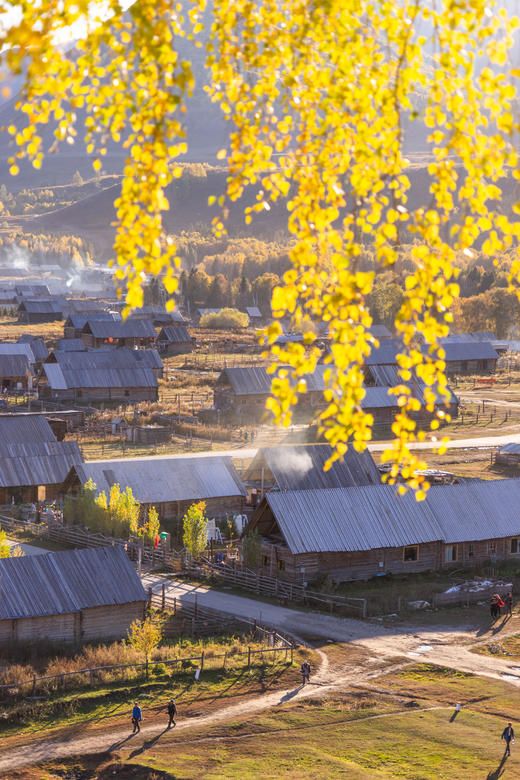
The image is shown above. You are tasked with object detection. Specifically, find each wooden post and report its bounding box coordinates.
[200,651,205,672]
[161,583,166,611]
[32,673,36,700]
[248,646,251,668]
[147,586,153,609]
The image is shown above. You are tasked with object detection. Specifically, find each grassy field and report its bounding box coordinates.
[34,662,520,779]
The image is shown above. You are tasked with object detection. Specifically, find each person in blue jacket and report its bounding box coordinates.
[132,702,142,733]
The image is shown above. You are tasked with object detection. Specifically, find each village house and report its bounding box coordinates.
[436,338,499,374]
[157,325,193,356]
[214,365,328,421]
[0,414,83,504]
[245,479,520,583]
[17,335,49,364]
[38,348,160,403]
[0,354,32,392]
[80,318,156,349]
[63,312,121,340]
[63,453,246,530]
[244,443,381,506]
[15,283,51,299]
[0,546,146,644]
[0,342,43,374]
[18,297,68,324]
[132,305,186,326]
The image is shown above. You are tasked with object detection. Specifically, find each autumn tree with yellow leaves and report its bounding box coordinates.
[2,0,520,495]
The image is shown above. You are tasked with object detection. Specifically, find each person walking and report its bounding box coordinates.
[502,722,515,756]
[167,698,177,728]
[496,593,505,618]
[301,660,311,685]
[490,595,498,620]
[505,592,513,617]
[131,702,142,734]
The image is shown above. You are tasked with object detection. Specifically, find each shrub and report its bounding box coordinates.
[199,308,249,329]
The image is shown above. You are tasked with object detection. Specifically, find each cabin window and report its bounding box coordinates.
[403,546,418,562]
[468,544,474,558]
[277,559,286,571]
[511,539,520,554]
[124,390,130,397]
[77,390,83,398]
[488,542,496,555]
[262,555,269,567]
[445,545,458,563]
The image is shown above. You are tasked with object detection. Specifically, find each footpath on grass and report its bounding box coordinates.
[2,580,520,773]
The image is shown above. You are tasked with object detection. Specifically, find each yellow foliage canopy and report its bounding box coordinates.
[2,0,520,493]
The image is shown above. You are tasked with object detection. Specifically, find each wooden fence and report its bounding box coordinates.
[186,559,367,617]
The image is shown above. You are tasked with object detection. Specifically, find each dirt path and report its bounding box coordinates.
[1,612,520,775]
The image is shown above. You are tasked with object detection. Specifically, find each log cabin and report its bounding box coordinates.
[0,546,146,644]
[80,318,156,349]
[245,479,520,583]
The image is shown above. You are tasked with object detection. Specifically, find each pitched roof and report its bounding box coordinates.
[72,454,246,504]
[56,338,87,352]
[15,284,50,297]
[438,340,499,362]
[18,298,66,315]
[259,478,520,554]
[65,312,121,329]
[43,348,161,389]
[158,325,192,343]
[364,339,400,365]
[220,365,328,396]
[0,415,83,487]
[0,343,38,365]
[245,444,381,490]
[17,336,48,362]
[246,306,262,318]
[0,546,146,620]
[83,318,156,339]
[0,354,30,378]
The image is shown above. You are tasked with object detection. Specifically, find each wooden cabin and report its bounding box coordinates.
[157,325,193,356]
[244,443,381,506]
[245,479,520,583]
[64,454,246,532]
[0,354,32,392]
[80,318,156,349]
[0,546,146,644]
[64,312,121,340]
[18,298,67,323]
[0,414,83,504]
[39,348,161,404]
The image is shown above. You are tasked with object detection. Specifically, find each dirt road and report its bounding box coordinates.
[1,582,520,774]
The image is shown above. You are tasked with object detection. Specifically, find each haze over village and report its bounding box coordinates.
[0,2,518,779]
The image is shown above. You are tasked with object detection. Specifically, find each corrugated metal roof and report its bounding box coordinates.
[17,336,48,362]
[0,343,37,365]
[369,324,392,339]
[74,454,246,503]
[19,298,66,314]
[263,479,520,554]
[246,444,381,490]
[158,326,192,343]
[246,307,262,318]
[57,339,87,352]
[84,318,156,339]
[65,312,121,329]
[0,546,146,620]
[0,416,83,486]
[265,486,444,553]
[15,284,50,297]
[365,339,400,365]
[439,340,498,361]
[0,354,30,378]
[499,443,520,455]
[44,348,161,389]
[221,365,328,396]
[361,386,398,408]
[43,363,157,390]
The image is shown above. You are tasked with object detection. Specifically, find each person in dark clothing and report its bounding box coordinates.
[502,723,515,756]
[490,596,498,620]
[167,698,177,728]
[505,592,513,617]
[496,594,505,617]
[132,702,142,733]
[301,660,311,685]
